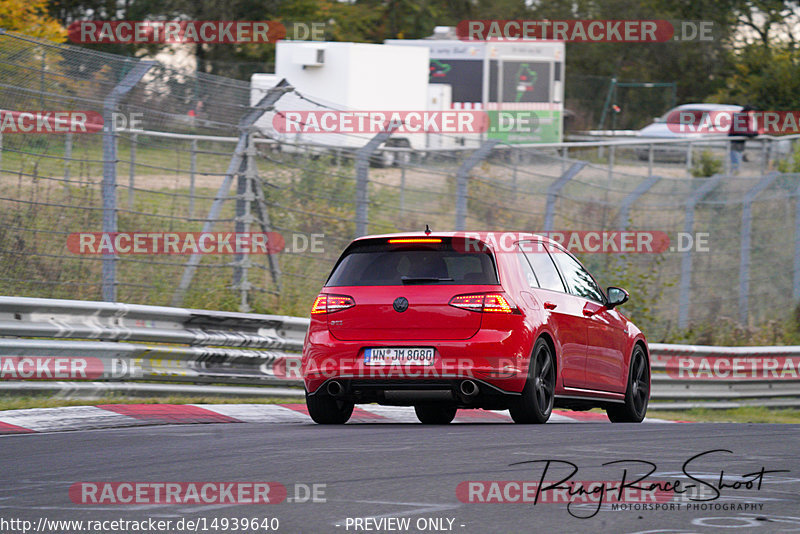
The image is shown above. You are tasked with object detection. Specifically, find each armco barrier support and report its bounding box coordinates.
[2,298,800,409]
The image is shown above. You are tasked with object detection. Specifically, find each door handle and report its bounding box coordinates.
[583,309,594,317]
[543,302,557,310]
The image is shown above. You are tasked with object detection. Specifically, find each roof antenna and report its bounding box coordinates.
[424,224,432,235]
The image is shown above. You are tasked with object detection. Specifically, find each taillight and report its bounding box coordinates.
[483,293,515,313]
[448,294,484,311]
[311,294,355,314]
[449,293,518,313]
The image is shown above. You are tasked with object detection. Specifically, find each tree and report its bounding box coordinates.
[710,0,800,109]
[713,45,800,109]
[1,0,67,41]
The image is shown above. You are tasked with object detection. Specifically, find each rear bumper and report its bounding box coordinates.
[310,377,520,409]
[302,327,530,396]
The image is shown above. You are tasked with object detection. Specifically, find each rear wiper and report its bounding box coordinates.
[401,276,454,284]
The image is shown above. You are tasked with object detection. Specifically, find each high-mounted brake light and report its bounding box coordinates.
[449,293,517,313]
[388,238,442,244]
[311,294,355,314]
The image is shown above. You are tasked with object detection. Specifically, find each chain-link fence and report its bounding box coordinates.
[2,30,800,341]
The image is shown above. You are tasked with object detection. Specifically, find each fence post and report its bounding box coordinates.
[233,136,256,312]
[543,161,586,232]
[399,164,406,213]
[171,79,291,307]
[64,132,72,183]
[101,60,155,302]
[511,148,518,192]
[617,175,661,229]
[686,141,693,176]
[455,139,499,231]
[189,138,197,218]
[608,144,615,183]
[678,173,724,329]
[792,177,800,301]
[128,133,137,210]
[739,172,779,324]
[724,139,732,175]
[355,130,396,237]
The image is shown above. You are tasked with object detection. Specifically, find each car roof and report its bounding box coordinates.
[669,103,742,111]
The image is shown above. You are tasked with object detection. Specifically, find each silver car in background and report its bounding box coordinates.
[635,103,742,162]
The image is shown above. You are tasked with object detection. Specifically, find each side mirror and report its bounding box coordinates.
[606,287,629,309]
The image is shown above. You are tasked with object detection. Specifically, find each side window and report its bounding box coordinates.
[518,241,566,292]
[516,251,538,288]
[549,246,605,302]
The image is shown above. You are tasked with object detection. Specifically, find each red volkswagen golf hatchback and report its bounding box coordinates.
[302,232,649,424]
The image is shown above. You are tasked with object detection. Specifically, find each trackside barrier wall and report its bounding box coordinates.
[2,298,800,409]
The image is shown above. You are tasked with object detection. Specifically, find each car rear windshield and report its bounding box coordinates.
[326,239,499,286]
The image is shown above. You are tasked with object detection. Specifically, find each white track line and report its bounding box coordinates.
[193,404,309,423]
[0,406,142,432]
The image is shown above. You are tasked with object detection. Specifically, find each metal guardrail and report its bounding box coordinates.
[648,342,800,409]
[2,297,800,409]
[0,297,306,386]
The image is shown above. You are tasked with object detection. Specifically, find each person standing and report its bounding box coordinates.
[729,105,757,173]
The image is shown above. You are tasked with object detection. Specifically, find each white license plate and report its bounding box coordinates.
[364,347,435,366]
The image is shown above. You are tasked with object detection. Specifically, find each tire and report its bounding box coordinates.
[509,338,555,424]
[305,390,354,424]
[414,404,457,424]
[607,345,649,423]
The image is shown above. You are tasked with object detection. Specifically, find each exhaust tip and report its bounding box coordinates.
[326,380,344,396]
[459,380,479,397]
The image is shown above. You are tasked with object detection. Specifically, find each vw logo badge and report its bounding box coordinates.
[393,297,409,313]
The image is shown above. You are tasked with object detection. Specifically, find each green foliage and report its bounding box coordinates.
[665,301,800,346]
[666,316,796,346]
[777,141,800,173]
[584,254,673,341]
[713,45,800,110]
[691,149,723,177]
[1,0,66,41]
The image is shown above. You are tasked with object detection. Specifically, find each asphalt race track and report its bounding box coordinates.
[1,421,799,534]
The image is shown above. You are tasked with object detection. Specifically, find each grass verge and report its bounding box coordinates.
[0,395,300,412]
[648,406,800,423]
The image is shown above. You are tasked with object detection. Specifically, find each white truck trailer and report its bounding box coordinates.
[252,41,431,165]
